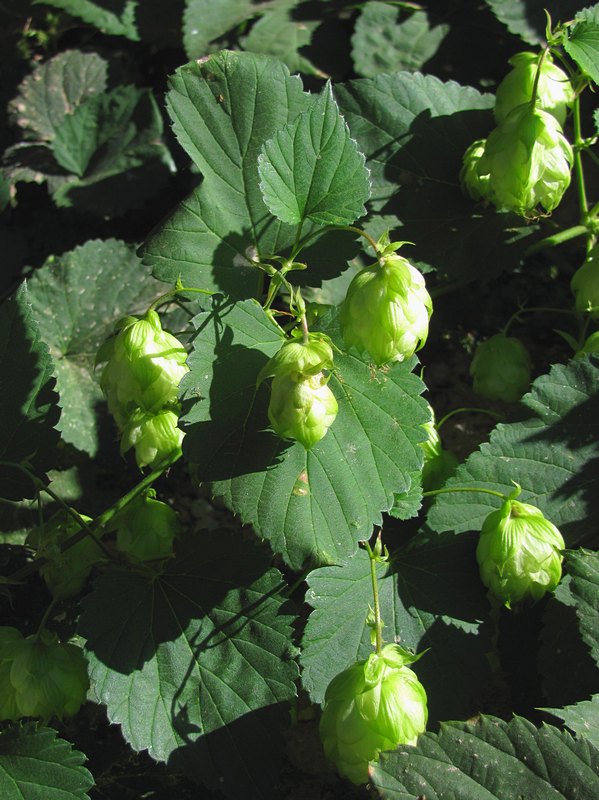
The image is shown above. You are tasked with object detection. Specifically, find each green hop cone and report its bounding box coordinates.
[340,253,432,366]
[476,494,565,607]
[477,104,572,217]
[571,246,599,318]
[460,139,491,202]
[121,407,184,469]
[0,628,25,721]
[470,333,531,403]
[99,309,189,429]
[319,644,428,784]
[111,489,180,562]
[0,628,89,720]
[259,333,338,449]
[26,510,102,599]
[495,51,574,126]
[419,410,458,492]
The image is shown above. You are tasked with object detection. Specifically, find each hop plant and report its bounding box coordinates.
[319,644,428,784]
[0,628,89,721]
[571,246,599,318]
[476,491,565,607]
[99,309,188,429]
[460,139,491,202]
[470,333,531,403]
[577,331,599,357]
[495,51,574,125]
[475,104,572,217]
[26,510,102,599]
[259,333,338,449]
[121,407,184,469]
[419,408,458,492]
[110,489,180,562]
[340,251,432,366]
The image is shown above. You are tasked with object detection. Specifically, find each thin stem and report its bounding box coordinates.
[503,305,576,335]
[572,94,590,227]
[148,286,214,313]
[340,225,379,255]
[40,484,112,560]
[530,47,550,107]
[35,597,60,638]
[524,224,588,256]
[364,539,384,655]
[422,486,508,500]
[436,407,503,430]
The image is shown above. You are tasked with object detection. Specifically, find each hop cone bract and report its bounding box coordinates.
[319,644,427,784]
[121,407,184,469]
[460,139,491,202]
[470,333,531,403]
[495,51,574,125]
[111,490,180,562]
[340,253,432,366]
[476,497,565,607]
[571,246,599,318]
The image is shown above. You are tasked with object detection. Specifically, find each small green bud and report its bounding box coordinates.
[319,644,427,784]
[470,333,531,403]
[477,104,572,217]
[419,406,458,491]
[571,247,599,318]
[268,371,338,449]
[476,496,565,607]
[100,310,189,429]
[26,511,102,599]
[495,52,574,126]
[460,139,491,202]
[1,628,89,720]
[340,253,432,366]
[111,490,180,562]
[577,331,599,357]
[121,408,184,469]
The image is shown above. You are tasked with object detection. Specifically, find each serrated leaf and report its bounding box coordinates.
[143,52,358,294]
[544,695,599,749]
[0,722,93,799]
[9,50,107,141]
[352,3,448,77]
[79,531,297,800]
[426,357,599,550]
[183,0,252,59]
[558,549,599,666]
[372,715,599,799]
[564,21,599,85]
[52,99,100,177]
[180,298,428,569]
[335,71,537,280]
[258,82,370,226]
[484,0,584,44]
[0,284,60,500]
[33,0,140,40]
[26,240,163,456]
[240,0,320,75]
[301,529,491,721]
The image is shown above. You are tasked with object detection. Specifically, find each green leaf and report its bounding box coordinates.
[372,715,599,799]
[544,696,599,749]
[335,70,536,280]
[8,50,108,141]
[558,549,599,667]
[300,529,491,722]
[79,531,298,800]
[180,299,428,569]
[0,722,93,799]
[484,0,584,44]
[351,3,448,77]
[0,284,60,500]
[240,0,320,75]
[52,100,100,177]
[27,240,163,456]
[426,357,599,550]
[564,21,599,85]
[183,0,253,59]
[258,82,370,226]
[32,0,140,40]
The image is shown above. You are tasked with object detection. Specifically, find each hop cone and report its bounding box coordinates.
[26,511,101,599]
[470,333,531,403]
[476,496,565,607]
[260,334,338,449]
[477,104,572,216]
[419,409,458,492]
[319,644,427,784]
[121,407,184,469]
[111,490,180,562]
[100,309,188,429]
[495,51,574,126]
[571,246,599,318]
[0,628,89,721]
[460,139,491,202]
[340,254,432,366]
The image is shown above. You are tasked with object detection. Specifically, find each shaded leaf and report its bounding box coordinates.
[352,3,448,77]
[52,100,100,177]
[372,715,599,799]
[0,722,93,799]
[27,240,163,456]
[33,0,139,40]
[544,695,599,749]
[484,0,584,44]
[183,0,252,59]
[564,20,599,85]
[79,531,298,800]
[258,82,370,226]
